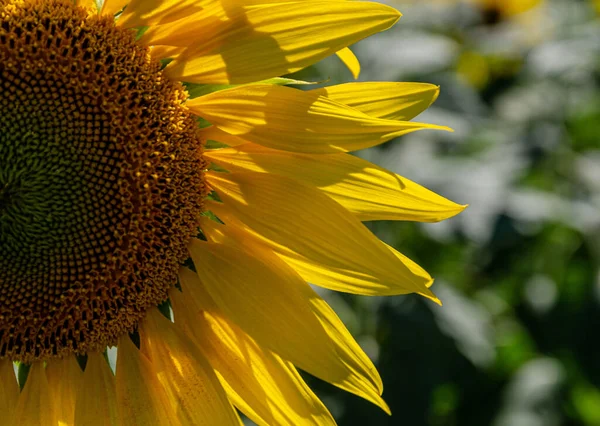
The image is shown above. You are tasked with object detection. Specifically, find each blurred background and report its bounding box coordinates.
[292,0,600,424]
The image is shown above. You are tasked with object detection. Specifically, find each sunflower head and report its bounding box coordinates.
[0,0,205,363]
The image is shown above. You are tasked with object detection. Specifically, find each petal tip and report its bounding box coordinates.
[438,202,468,221]
[377,396,392,416]
[419,281,442,306]
[375,2,402,24]
[391,8,403,20]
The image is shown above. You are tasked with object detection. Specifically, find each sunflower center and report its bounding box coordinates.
[0,0,205,362]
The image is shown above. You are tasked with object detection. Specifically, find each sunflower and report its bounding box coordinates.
[0,0,464,425]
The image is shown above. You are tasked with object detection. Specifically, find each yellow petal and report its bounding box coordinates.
[335,47,361,79]
[187,240,349,384]
[76,0,98,12]
[139,1,231,47]
[179,241,390,413]
[164,2,400,84]
[13,363,57,426]
[100,0,127,16]
[206,171,437,298]
[139,308,240,426]
[117,0,202,28]
[150,45,186,60]
[386,242,441,304]
[0,360,18,424]
[171,289,336,426]
[205,144,465,222]
[310,297,390,414]
[201,126,248,147]
[115,336,179,426]
[141,0,340,47]
[187,85,450,153]
[196,219,391,407]
[116,0,345,37]
[74,353,119,426]
[46,357,82,426]
[310,82,440,121]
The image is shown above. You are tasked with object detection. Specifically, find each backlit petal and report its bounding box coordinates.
[139,1,235,47]
[171,288,336,426]
[76,0,98,12]
[187,240,349,382]
[74,353,119,426]
[117,0,203,28]
[141,0,345,47]
[199,218,389,398]
[310,82,440,121]
[0,360,18,425]
[150,45,186,60]
[310,297,390,414]
[139,308,240,426]
[335,47,361,79]
[187,85,450,153]
[164,2,400,84]
[206,144,465,222]
[46,357,82,426]
[116,336,178,426]
[13,363,56,426]
[100,0,127,16]
[201,126,248,147]
[206,171,438,299]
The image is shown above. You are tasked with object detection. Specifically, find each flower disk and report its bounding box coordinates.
[0,0,206,362]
